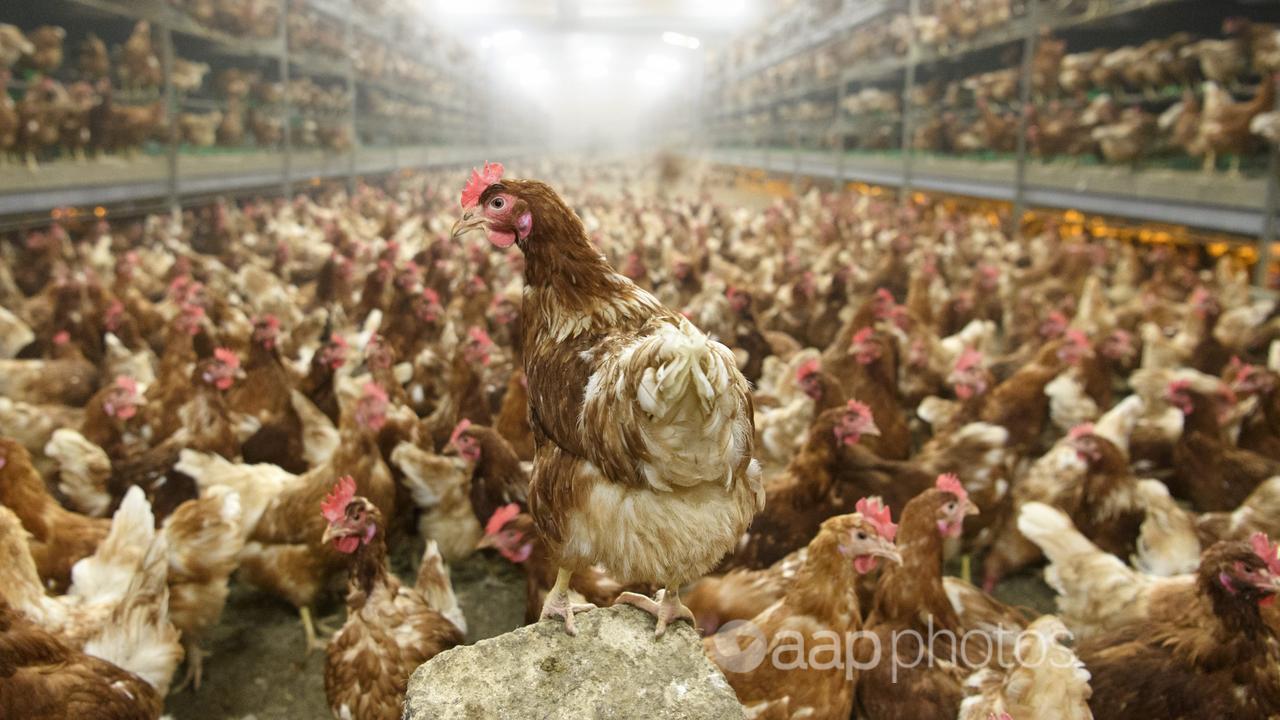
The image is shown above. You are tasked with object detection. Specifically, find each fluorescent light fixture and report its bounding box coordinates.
[662,31,701,50]
[684,0,747,17]
[644,53,681,74]
[582,65,609,79]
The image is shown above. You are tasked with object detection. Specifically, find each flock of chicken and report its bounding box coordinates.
[0,0,474,169]
[0,161,1278,720]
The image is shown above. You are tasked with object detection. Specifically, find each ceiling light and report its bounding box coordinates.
[662,32,701,50]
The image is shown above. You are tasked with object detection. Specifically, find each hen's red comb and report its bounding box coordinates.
[796,358,820,381]
[1252,532,1280,575]
[485,502,521,536]
[469,326,494,348]
[423,287,441,305]
[362,381,388,403]
[846,399,873,417]
[449,418,473,448]
[856,496,897,541]
[936,473,968,504]
[1065,328,1090,347]
[1068,423,1094,440]
[955,347,983,372]
[116,375,138,394]
[214,347,240,368]
[321,475,356,523]
[461,162,505,208]
[852,327,875,346]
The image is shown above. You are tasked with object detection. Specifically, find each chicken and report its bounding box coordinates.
[444,419,529,527]
[857,477,1015,720]
[1197,76,1277,175]
[1077,534,1280,720]
[180,378,397,651]
[450,163,762,637]
[0,356,99,406]
[0,24,34,69]
[0,598,163,720]
[1092,107,1154,166]
[78,34,109,80]
[390,439,481,563]
[493,369,534,460]
[161,487,245,691]
[0,438,109,591]
[24,26,65,74]
[120,21,161,90]
[171,58,210,93]
[321,478,464,720]
[705,504,902,720]
[45,428,113,517]
[957,616,1092,720]
[0,490,184,696]
[178,111,222,148]
[982,395,1147,589]
[1179,38,1247,87]
[1224,17,1280,75]
[1167,378,1280,511]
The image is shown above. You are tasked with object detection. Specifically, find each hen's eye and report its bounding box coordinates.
[490,197,505,210]
[856,531,868,541]
[945,502,956,511]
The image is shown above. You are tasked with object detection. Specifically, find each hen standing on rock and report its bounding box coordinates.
[452,163,763,637]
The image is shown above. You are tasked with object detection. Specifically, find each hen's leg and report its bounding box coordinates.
[300,606,328,653]
[616,586,695,638]
[172,638,208,693]
[539,567,596,636]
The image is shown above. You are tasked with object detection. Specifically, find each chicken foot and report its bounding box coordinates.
[615,586,695,638]
[539,567,596,636]
[300,606,335,654]
[172,639,210,693]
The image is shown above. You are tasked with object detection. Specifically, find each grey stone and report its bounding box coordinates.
[403,605,746,720]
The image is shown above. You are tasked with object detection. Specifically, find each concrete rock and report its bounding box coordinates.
[403,605,745,720]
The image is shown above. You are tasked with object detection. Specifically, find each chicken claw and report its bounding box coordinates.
[540,568,596,636]
[171,641,209,693]
[615,587,695,638]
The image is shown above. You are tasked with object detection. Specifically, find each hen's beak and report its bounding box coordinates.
[964,500,980,517]
[475,533,498,551]
[321,523,353,545]
[870,538,903,565]
[451,210,484,241]
[862,421,882,437]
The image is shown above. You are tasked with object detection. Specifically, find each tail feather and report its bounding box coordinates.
[1131,480,1200,576]
[69,486,156,605]
[415,540,466,636]
[81,533,184,695]
[1016,502,1097,569]
[1092,395,1144,458]
[176,449,297,537]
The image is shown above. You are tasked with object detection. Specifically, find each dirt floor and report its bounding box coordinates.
[161,545,1055,719]
[164,552,526,720]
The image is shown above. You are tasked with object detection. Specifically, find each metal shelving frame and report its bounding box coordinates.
[702,0,1280,287]
[0,0,497,221]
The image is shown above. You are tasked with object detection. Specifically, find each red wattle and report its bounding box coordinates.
[487,229,516,248]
